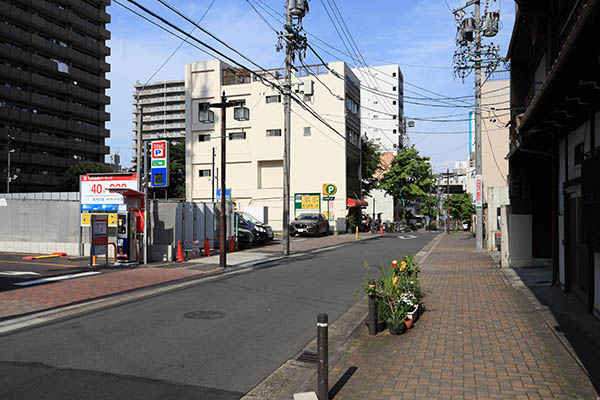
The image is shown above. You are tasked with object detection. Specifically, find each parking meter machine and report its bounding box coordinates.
[116,211,137,264]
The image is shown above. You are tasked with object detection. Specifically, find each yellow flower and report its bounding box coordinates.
[392,276,398,286]
[399,261,407,271]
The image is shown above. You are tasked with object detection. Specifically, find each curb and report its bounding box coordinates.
[490,252,599,400]
[242,233,443,399]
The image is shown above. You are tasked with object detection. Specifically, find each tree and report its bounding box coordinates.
[446,193,475,222]
[58,161,113,191]
[420,194,439,221]
[379,146,434,223]
[149,139,185,199]
[361,138,382,198]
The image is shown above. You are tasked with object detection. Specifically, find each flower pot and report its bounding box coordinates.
[404,319,413,329]
[388,323,407,335]
[406,304,420,322]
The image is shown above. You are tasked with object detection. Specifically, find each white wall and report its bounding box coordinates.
[509,214,532,267]
[486,186,509,251]
[364,189,394,222]
[185,60,359,232]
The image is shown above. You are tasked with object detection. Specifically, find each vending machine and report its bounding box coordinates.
[116,211,137,264]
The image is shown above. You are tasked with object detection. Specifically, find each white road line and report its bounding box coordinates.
[14,271,101,286]
[0,317,48,334]
[0,271,41,276]
[397,235,417,240]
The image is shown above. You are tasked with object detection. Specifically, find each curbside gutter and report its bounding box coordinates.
[242,233,444,400]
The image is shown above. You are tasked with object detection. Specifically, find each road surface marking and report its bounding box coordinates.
[0,260,82,268]
[0,271,41,276]
[14,271,101,286]
[398,235,418,240]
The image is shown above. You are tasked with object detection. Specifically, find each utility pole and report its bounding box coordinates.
[211,147,215,204]
[280,1,308,257]
[446,168,450,234]
[143,140,148,264]
[473,0,483,250]
[452,0,503,250]
[200,93,249,269]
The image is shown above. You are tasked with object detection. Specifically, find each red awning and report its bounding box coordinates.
[107,188,145,198]
[347,197,368,208]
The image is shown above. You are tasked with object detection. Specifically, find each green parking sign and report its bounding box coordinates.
[323,184,337,196]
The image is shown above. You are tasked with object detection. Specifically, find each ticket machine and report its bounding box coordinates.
[116,210,137,264]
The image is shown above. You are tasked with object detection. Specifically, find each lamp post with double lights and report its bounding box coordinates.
[199,91,249,269]
[6,134,17,194]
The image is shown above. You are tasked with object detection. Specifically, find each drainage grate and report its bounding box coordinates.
[296,351,319,364]
[183,311,226,320]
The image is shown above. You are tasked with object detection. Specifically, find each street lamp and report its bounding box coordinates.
[6,134,17,194]
[200,92,249,269]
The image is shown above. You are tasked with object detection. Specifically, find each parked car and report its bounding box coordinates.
[290,213,330,237]
[236,211,274,243]
[237,227,256,248]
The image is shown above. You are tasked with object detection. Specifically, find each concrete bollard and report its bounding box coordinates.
[317,313,329,400]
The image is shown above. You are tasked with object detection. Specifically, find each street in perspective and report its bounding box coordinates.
[1,1,600,400]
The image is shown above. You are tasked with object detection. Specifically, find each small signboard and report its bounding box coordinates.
[294,193,321,216]
[90,214,108,257]
[216,188,231,200]
[150,140,169,188]
[475,175,483,207]
[323,184,337,196]
[81,213,117,227]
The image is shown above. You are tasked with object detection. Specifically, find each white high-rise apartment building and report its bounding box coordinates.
[132,80,186,163]
[353,65,405,153]
[185,59,362,232]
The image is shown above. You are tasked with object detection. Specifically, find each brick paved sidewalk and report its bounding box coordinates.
[0,267,202,319]
[328,233,578,400]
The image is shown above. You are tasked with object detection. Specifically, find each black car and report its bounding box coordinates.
[237,227,256,248]
[236,211,274,244]
[290,213,330,237]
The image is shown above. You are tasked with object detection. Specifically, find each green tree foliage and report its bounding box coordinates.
[420,195,439,220]
[445,193,475,221]
[361,139,383,198]
[379,146,434,222]
[58,161,113,191]
[149,139,185,199]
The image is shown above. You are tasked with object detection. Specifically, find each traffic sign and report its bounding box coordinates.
[151,141,166,158]
[216,188,231,200]
[323,196,335,201]
[323,184,337,196]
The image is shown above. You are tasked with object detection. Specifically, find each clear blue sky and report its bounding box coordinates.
[106,0,515,171]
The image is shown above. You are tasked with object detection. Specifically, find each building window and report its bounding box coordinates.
[303,127,311,136]
[392,72,397,77]
[229,131,246,140]
[198,169,211,177]
[266,95,281,104]
[266,129,281,137]
[574,143,584,165]
[393,129,397,134]
[393,115,397,120]
[392,100,397,105]
[198,134,210,142]
[345,97,358,114]
[392,86,397,91]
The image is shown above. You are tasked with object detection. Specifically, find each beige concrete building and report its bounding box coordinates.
[184,60,361,232]
[480,77,510,250]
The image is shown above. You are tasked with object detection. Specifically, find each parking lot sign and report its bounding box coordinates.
[150,140,169,188]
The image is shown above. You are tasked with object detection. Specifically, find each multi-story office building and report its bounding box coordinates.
[185,59,361,232]
[132,79,185,164]
[0,0,111,192]
[353,65,405,153]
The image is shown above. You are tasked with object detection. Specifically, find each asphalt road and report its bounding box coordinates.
[0,232,436,400]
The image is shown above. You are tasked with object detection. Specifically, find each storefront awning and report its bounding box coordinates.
[347,197,368,208]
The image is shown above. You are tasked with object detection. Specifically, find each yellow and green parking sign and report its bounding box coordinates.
[323,184,337,196]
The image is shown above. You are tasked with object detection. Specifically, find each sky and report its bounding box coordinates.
[106,0,515,172]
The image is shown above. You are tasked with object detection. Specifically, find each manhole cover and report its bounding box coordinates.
[183,311,226,320]
[296,351,318,364]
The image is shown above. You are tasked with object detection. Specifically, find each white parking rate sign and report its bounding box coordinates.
[80,174,138,211]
